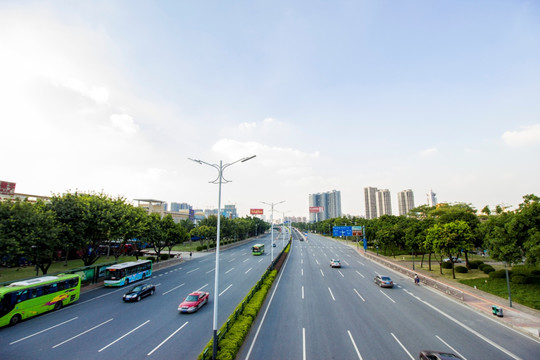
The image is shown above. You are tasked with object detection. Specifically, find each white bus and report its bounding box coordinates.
[104,260,152,287]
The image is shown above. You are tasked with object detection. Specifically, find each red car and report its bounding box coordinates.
[178,291,209,313]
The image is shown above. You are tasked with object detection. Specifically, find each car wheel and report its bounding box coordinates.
[54,301,63,310]
[9,314,21,326]
[125,279,129,285]
[150,289,154,296]
[137,296,141,302]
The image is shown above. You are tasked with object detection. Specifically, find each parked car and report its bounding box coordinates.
[443,257,462,263]
[419,350,464,359]
[178,291,210,313]
[123,284,155,302]
[374,275,393,288]
[330,259,341,268]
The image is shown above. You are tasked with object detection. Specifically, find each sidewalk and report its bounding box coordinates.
[349,244,540,340]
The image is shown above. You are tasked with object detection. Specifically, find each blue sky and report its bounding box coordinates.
[1,1,539,219]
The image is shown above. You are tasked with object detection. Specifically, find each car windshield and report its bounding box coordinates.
[186,295,199,302]
[131,286,143,292]
[381,277,391,281]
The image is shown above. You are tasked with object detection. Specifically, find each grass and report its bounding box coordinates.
[460,278,540,310]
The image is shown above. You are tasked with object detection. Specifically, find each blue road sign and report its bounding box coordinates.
[332,226,352,237]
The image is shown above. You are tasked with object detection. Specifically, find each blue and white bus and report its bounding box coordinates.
[104,260,152,287]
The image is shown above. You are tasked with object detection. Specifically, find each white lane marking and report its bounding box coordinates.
[379,290,396,303]
[10,317,78,345]
[320,269,325,277]
[315,259,320,265]
[357,261,365,266]
[99,320,150,352]
[328,287,335,301]
[162,283,185,295]
[355,270,365,278]
[421,300,522,359]
[301,259,303,264]
[343,260,350,266]
[258,258,264,263]
[219,284,232,296]
[338,270,345,277]
[391,333,415,360]
[302,286,304,300]
[245,267,253,274]
[303,328,307,360]
[353,289,365,302]
[347,330,364,360]
[225,267,235,274]
[301,268,304,276]
[197,283,209,291]
[74,288,125,305]
[436,336,468,360]
[243,258,249,263]
[187,267,200,274]
[206,268,215,274]
[147,321,189,356]
[228,258,236,263]
[52,318,114,348]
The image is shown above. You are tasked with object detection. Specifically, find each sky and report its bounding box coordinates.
[1,1,539,220]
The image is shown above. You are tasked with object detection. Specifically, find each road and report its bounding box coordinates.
[0,229,290,360]
[239,232,540,360]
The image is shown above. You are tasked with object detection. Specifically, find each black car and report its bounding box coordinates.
[419,351,463,360]
[123,284,156,302]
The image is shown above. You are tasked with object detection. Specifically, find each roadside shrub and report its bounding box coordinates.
[196,246,203,251]
[145,256,156,262]
[469,260,484,269]
[160,254,169,261]
[482,265,495,274]
[441,261,453,269]
[531,269,540,276]
[210,243,216,248]
[478,263,487,271]
[511,275,531,284]
[489,269,509,279]
[455,266,468,273]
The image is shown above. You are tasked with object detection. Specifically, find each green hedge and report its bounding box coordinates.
[441,261,453,269]
[512,275,531,284]
[489,269,510,279]
[482,265,495,274]
[455,266,468,273]
[469,260,484,269]
[160,254,170,261]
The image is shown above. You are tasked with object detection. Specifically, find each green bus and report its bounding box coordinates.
[252,244,265,256]
[104,259,152,287]
[0,274,81,327]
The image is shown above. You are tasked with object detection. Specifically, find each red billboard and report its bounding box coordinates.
[309,206,324,213]
[0,181,16,195]
[250,209,264,215]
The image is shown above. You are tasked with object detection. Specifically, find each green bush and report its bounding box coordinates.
[469,260,484,269]
[489,269,509,279]
[441,261,453,269]
[145,256,156,262]
[478,263,487,271]
[196,246,203,251]
[455,266,468,273]
[512,275,531,284]
[531,269,540,276]
[160,254,169,261]
[482,265,495,274]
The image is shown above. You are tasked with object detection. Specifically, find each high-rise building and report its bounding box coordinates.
[171,202,192,212]
[397,189,415,216]
[427,189,437,207]
[364,187,378,219]
[223,204,238,219]
[376,189,392,217]
[308,190,342,222]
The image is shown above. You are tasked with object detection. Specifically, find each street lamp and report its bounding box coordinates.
[189,154,256,360]
[262,200,285,265]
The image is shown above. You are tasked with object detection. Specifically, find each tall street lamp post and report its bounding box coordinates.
[262,200,285,265]
[189,155,256,360]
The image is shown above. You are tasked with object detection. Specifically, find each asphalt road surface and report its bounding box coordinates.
[0,229,290,360]
[239,232,540,360]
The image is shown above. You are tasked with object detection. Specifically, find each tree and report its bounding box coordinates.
[425,220,473,278]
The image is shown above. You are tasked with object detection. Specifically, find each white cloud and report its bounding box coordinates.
[420,148,438,157]
[109,114,139,134]
[55,78,110,104]
[238,122,257,131]
[501,123,540,147]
